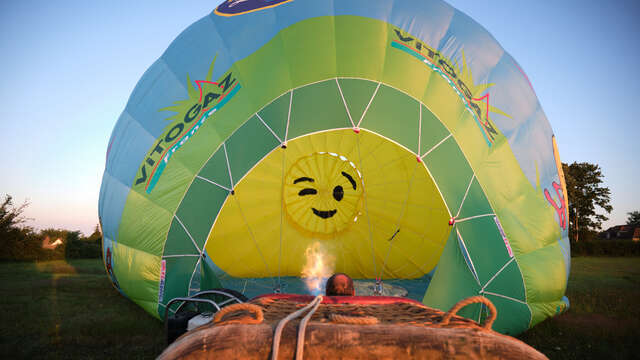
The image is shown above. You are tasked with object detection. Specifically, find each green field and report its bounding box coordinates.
[0,257,638,359]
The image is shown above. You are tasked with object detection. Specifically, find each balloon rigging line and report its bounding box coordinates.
[256,113,283,144]
[222,142,234,190]
[284,90,293,144]
[379,161,420,280]
[232,195,276,288]
[174,214,202,255]
[457,228,481,286]
[418,103,422,156]
[456,213,495,223]
[480,257,515,293]
[162,254,200,258]
[455,174,476,219]
[196,175,232,192]
[355,133,378,277]
[482,291,527,305]
[420,133,452,160]
[188,257,202,295]
[277,147,287,289]
[335,78,356,129]
[356,82,381,128]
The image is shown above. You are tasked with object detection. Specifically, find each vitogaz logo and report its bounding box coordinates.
[391,27,511,147]
[134,57,241,193]
[214,0,293,17]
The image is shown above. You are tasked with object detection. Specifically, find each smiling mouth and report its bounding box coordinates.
[312,208,337,219]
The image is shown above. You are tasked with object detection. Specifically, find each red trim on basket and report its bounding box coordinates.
[250,293,424,306]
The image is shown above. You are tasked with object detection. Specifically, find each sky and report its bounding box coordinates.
[0,0,638,235]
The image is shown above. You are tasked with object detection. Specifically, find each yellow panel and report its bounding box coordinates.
[205,129,450,279]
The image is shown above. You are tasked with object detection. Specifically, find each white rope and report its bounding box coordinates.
[196,175,232,192]
[336,78,355,128]
[222,142,234,189]
[356,82,381,128]
[271,295,323,360]
[295,296,323,360]
[355,134,378,277]
[256,112,283,144]
[420,133,452,159]
[455,174,476,218]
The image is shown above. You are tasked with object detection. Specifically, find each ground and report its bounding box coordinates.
[0,257,638,359]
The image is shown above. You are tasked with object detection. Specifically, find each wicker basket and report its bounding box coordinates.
[158,294,547,359]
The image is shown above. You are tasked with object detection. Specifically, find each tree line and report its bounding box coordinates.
[563,162,638,242]
[0,195,102,261]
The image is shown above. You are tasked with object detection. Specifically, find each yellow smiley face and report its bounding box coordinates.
[284,152,364,235]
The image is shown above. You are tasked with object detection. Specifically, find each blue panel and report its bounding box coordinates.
[98,171,130,246]
[125,60,187,137]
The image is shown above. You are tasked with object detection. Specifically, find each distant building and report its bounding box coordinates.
[600,225,638,240]
[42,236,64,250]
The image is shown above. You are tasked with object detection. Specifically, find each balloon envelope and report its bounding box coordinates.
[99,0,570,334]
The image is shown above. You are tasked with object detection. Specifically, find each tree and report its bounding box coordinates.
[88,223,102,244]
[0,195,30,237]
[562,162,612,242]
[0,195,38,260]
[627,211,640,227]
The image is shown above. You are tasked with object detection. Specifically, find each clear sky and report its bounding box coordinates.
[1,0,638,235]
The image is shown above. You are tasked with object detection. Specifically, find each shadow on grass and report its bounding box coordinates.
[0,259,164,359]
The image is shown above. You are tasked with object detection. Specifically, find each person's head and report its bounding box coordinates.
[325,273,355,296]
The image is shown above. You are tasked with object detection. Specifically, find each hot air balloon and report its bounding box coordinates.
[99,0,570,335]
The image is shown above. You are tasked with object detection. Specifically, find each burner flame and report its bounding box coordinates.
[301,242,335,295]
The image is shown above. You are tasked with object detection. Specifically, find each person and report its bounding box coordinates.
[325,273,355,296]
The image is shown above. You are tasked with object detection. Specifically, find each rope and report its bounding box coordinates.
[440,296,497,330]
[295,296,323,360]
[213,303,264,325]
[329,314,379,325]
[271,295,323,360]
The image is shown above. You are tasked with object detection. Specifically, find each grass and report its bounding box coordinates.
[517,257,640,359]
[0,257,638,359]
[0,260,164,359]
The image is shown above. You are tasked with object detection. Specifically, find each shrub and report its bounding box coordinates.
[571,239,640,256]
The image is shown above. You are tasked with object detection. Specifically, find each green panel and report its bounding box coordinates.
[164,219,200,256]
[529,299,567,328]
[235,35,292,117]
[201,260,223,291]
[484,293,531,335]
[456,217,512,285]
[423,136,474,215]
[482,259,526,301]
[118,190,172,256]
[337,78,379,126]
[456,177,494,220]
[175,178,229,249]
[161,257,199,305]
[334,16,386,78]
[360,85,419,152]
[111,242,161,316]
[226,115,280,183]
[518,242,567,303]
[198,147,232,190]
[423,231,481,312]
[258,92,290,142]
[280,16,337,88]
[419,104,451,156]
[288,80,351,139]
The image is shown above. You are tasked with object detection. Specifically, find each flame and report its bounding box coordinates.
[301,242,335,295]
